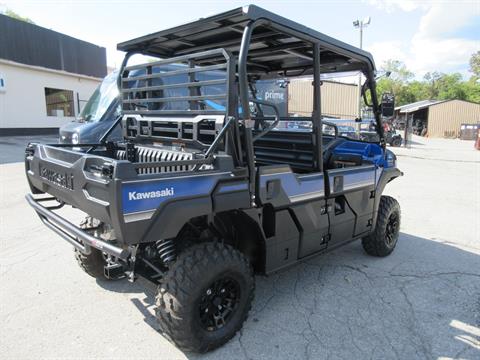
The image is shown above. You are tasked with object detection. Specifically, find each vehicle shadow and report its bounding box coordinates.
[96,232,480,360]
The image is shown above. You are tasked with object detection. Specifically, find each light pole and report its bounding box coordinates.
[353,17,370,123]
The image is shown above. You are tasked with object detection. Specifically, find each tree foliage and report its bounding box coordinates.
[470,51,480,78]
[3,9,35,24]
[375,53,480,106]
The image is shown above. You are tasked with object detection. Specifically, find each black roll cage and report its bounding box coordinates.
[114,6,385,173]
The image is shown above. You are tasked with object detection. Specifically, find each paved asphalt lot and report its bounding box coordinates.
[0,135,57,164]
[1,136,479,359]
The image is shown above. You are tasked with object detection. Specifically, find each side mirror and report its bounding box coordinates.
[248,101,258,116]
[381,93,395,118]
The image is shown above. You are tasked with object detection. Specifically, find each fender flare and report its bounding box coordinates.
[372,167,402,228]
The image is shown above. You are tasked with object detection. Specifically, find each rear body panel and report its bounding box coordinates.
[25,143,250,245]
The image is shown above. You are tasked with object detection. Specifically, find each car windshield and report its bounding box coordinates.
[79,71,119,122]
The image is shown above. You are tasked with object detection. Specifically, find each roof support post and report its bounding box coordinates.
[225,54,243,167]
[238,19,267,200]
[117,51,136,91]
[312,43,323,172]
[367,71,386,148]
[238,21,255,121]
[238,19,268,121]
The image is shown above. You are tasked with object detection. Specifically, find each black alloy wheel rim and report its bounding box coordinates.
[198,277,241,331]
[385,212,399,247]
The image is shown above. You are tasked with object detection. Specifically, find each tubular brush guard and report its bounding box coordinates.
[26,194,130,260]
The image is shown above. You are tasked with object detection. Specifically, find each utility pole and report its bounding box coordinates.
[353,17,370,127]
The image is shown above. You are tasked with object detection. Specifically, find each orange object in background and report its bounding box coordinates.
[475,128,480,150]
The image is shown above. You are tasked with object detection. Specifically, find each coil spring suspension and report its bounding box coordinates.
[156,239,176,265]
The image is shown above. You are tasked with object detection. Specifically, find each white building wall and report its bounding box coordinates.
[0,60,101,129]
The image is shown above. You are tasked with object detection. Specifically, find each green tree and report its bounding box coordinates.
[3,9,35,24]
[374,58,479,105]
[423,72,443,99]
[436,73,466,100]
[382,60,414,82]
[469,51,480,78]
[406,80,429,101]
[376,60,415,106]
[462,79,480,103]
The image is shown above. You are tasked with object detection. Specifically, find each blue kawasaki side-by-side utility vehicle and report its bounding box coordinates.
[25,5,402,353]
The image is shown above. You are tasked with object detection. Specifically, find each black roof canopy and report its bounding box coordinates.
[117,5,376,77]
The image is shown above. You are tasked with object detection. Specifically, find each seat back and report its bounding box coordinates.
[253,130,314,172]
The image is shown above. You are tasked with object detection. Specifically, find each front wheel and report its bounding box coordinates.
[155,242,254,353]
[74,248,107,278]
[362,196,401,257]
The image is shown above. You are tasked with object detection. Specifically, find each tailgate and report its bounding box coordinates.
[25,144,123,228]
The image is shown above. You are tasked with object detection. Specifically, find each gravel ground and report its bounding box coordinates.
[0,136,479,360]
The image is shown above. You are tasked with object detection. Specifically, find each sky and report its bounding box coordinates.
[1,0,479,79]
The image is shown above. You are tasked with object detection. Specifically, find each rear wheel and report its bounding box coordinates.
[155,242,254,353]
[74,217,107,279]
[362,196,400,257]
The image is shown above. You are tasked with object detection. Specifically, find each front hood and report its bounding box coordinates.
[59,121,84,143]
[59,120,119,144]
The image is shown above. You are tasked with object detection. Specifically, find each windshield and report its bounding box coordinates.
[79,71,119,122]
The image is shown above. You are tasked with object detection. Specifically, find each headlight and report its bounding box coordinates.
[71,133,79,145]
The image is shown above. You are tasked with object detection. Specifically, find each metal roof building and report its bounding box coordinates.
[0,14,106,78]
[395,100,445,114]
[395,99,480,138]
[0,14,107,135]
[288,79,358,119]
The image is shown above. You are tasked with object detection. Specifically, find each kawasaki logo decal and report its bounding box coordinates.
[121,175,228,215]
[121,174,244,215]
[128,187,174,201]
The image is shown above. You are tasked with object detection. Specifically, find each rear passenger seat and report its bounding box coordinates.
[252,130,351,172]
[253,130,315,172]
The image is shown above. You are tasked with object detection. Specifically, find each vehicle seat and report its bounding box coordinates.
[253,130,314,172]
[322,137,346,169]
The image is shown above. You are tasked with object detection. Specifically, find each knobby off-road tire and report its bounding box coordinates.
[362,195,401,257]
[74,217,107,279]
[155,242,254,353]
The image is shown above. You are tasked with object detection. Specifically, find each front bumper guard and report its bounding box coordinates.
[26,194,130,260]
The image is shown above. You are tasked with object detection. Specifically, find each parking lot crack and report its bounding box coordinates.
[238,330,251,360]
[389,271,480,279]
[399,285,432,359]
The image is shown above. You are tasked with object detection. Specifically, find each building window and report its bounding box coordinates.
[44,88,75,116]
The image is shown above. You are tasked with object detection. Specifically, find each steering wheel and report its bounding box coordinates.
[322,120,339,138]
